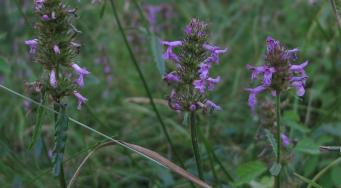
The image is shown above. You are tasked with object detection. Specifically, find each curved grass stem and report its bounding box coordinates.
[190,112,203,180]
[108,0,184,167]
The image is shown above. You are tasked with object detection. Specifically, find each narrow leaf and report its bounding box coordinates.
[295,138,320,155]
[150,34,165,76]
[236,160,266,186]
[264,129,278,158]
[67,141,212,188]
[294,173,322,188]
[269,163,281,176]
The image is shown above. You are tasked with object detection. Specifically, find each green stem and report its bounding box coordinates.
[198,126,235,186]
[307,157,341,188]
[190,112,203,180]
[54,104,66,188]
[275,94,281,188]
[108,0,184,167]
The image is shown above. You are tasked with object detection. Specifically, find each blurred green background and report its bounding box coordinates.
[0,0,341,187]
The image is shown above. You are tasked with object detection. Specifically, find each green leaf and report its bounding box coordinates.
[0,57,10,75]
[52,105,69,176]
[236,160,267,186]
[331,166,341,186]
[269,163,281,176]
[294,173,322,188]
[264,129,278,158]
[29,94,47,149]
[284,119,310,133]
[295,138,320,155]
[150,34,165,76]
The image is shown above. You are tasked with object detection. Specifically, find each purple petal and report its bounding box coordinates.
[53,45,60,54]
[193,79,206,93]
[73,91,87,110]
[207,76,221,91]
[163,72,181,83]
[205,100,221,111]
[280,133,290,146]
[49,69,57,88]
[245,85,266,110]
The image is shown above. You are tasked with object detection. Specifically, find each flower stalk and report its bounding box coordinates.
[190,111,203,180]
[275,94,281,188]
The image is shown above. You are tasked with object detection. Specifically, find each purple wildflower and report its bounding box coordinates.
[245,86,266,111]
[280,133,290,146]
[73,91,87,110]
[164,72,181,83]
[71,63,90,87]
[49,69,57,88]
[245,36,309,111]
[198,62,212,79]
[42,14,50,21]
[35,0,45,11]
[53,45,60,54]
[205,100,221,111]
[25,39,38,54]
[203,44,228,64]
[207,76,221,91]
[290,61,308,75]
[193,79,206,93]
[161,41,182,62]
[189,104,197,111]
[246,64,275,86]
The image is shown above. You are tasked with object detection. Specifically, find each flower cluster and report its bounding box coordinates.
[25,0,89,110]
[245,36,308,111]
[161,19,227,112]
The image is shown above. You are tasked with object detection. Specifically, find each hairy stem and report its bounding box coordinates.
[108,0,184,167]
[275,94,281,188]
[190,112,203,180]
[54,104,66,188]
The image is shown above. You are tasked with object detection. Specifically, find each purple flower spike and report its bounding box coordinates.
[280,133,290,146]
[25,39,38,54]
[164,72,181,83]
[73,91,87,110]
[207,76,221,91]
[161,41,182,62]
[193,79,206,93]
[205,100,221,111]
[71,63,90,87]
[49,69,57,88]
[245,86,266,111]
[53,45,60,54]
[42,14,50,21]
